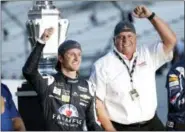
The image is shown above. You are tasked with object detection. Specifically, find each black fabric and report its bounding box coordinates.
[166,122,185,131]
[22,41,103,131]
[55,61,61,72]
[111,114,165,131]
[114,20,136,36]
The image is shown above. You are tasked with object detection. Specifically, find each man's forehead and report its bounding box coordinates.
[118,30,136,35]
[66,48,82,53]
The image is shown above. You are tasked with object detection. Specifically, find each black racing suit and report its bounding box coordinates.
[166,59,185,131]
[22,41,103,131]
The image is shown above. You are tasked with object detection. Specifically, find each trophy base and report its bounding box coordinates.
[17,81,47,131]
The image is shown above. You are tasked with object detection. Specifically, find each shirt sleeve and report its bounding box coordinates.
[9,96,20,119]
[4,84,20,118]
[148,42,173,70]
[22,41,48,96]
[89,64,107,102]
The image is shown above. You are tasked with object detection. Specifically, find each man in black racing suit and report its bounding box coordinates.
[22,28,103,131]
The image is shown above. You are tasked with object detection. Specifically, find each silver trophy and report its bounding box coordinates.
[26,0,69,74]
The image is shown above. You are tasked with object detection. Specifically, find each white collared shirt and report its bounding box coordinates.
[89,42,173,124]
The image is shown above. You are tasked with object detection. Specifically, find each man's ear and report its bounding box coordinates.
[58,55,63,63]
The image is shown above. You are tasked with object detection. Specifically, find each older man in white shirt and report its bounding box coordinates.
[89,5,177,131]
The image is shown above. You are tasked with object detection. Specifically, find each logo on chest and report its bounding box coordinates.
[61,89,70,103]
[53,86,61,96]
[137,61,147,67]
[61,95,70,103]
[58,104,79,118]
[53,86,71,103]
[78,86,88,93]
[72,92,78,97]
[80,94,91,100]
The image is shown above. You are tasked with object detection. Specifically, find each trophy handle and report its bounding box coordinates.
[26,20,35,47]
[26,19,41,48]
[34,19,40,40]
[58,19,69,44]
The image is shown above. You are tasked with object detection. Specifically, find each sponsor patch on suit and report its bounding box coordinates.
[78,86,88,93]
[61,95,70,102]
[53,87,61,95]
[79,102,87,107]
[169,81,179,87]
[80,94,91,100]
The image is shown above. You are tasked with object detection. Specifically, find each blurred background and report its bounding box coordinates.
[1,0,184,126]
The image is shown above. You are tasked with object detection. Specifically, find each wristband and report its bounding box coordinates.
[148,12,155,20]
[37,38,46,45]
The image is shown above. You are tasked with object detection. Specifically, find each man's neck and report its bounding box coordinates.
[114,47,135,61]
[119,50,134,61]
[124,53,133,61]
[61,68,77,79]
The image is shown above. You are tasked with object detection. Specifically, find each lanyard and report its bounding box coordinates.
[113,50,137,86]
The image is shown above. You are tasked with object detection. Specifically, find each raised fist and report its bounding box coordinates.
[132,5,152,19]
[40,27,54,43]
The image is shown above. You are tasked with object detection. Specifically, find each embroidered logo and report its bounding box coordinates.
[58,104,79,117]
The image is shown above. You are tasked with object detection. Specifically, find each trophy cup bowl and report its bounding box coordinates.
[26,0,69,75]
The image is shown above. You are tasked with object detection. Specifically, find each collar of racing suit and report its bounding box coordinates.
[57,71,79,84]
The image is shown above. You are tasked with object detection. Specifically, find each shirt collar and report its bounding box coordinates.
[113,46,138,60]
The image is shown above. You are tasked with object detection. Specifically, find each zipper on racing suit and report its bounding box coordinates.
[67,83,73,130]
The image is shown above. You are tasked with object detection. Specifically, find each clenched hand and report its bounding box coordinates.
[40,27,55,43]
[132,5,152,18]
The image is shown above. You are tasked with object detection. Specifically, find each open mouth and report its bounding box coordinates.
[72,62,79,65]
[123,43,131,47]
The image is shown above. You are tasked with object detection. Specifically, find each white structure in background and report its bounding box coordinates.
[27,0,69,57]
[26,0,69,75]
[2,1,184,78]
